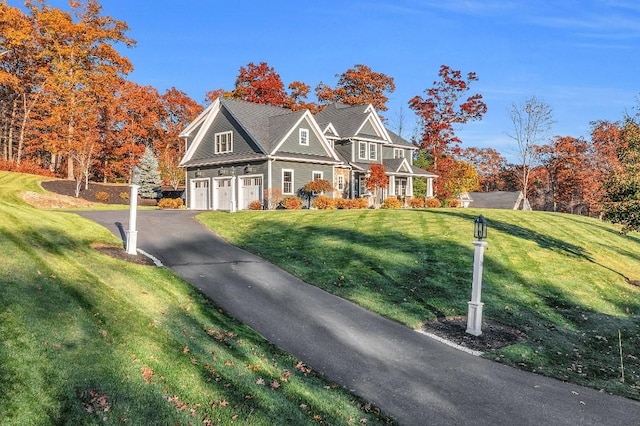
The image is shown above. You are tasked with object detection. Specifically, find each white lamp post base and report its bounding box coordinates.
[126,230,138,255]
[466,301,484,336]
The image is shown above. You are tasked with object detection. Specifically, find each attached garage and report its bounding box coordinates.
[214,178,233,210]
[190,179,210,210]
[239,176,262,210]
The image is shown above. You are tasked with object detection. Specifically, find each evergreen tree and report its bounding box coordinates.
[138,146,162,198]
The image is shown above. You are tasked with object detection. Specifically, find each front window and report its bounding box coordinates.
[299,128,309,146]
[337,174,344,191]
[369,143,377,160]
[312,171,323,181]
[359,142,367,160]
[394,148,405,159]
[283,169,294,194]
[215,131,233,154]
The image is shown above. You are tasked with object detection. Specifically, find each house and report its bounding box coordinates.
[465,191,531,210]
[179,98,437,210]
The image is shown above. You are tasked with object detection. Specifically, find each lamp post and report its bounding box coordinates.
[466,215,488,336]
[126,166,141,255]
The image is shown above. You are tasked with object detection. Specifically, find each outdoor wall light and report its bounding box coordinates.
[245,164,255,174]
[195,169,203,178]
[474,215,488,240]
[219,167,228,176]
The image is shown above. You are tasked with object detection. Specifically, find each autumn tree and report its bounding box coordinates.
[27,0,134,180]
[365,164,389,207]
[507,96,554,202]
[459,147,507,191]
[316,64,395,112]
[230,62,288,106]
[409,65,487,163]
[301,178,333,208]
[409,65,486,200]
[601,117,640,232]
[156,87,202,188]
[536,136,595,213]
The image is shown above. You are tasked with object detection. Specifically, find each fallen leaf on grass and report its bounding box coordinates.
[270,380,280,390]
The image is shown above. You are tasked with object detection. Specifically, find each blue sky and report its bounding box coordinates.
[22,0,640,160]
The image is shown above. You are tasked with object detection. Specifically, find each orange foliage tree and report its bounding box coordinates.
[364,164,389,207]
[409,65,487,199]
[459,147,507,192]
[316,64,395,112]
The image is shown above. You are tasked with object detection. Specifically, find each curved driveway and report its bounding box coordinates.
[78,209,640,426]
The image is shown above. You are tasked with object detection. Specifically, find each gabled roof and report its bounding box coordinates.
[315,103,393,144]
[180,98,340,166]
[383,158,412,174]
[468,191,527,210]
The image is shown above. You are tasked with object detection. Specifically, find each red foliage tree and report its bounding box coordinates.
[316,64,395,112]
[409,65,487,163]
[229,62,289,107]
[365,164,389,207]
[459,147,507,191]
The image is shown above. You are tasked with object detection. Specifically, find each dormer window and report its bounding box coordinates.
[299,128,309,146]
[215,131,233,154]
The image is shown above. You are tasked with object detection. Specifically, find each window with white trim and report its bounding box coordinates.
[394,148,405,158]
[215,131,233,154]
[369,143,377,160]
[299,128,309,146]
[312,171,323,181]
[337,174,344,191]
[282,169,294,194]
[358,142,367,159]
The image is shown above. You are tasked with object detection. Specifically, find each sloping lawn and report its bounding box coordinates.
[0,171,392,426]
[199,208,640,400]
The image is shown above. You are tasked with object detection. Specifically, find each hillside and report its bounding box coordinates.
[199,207,640,400]
[0,171,391,425]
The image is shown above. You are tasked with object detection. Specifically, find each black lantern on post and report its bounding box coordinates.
[473,215,487,240]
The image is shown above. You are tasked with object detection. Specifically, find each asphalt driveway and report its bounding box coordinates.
[78,209,640,425]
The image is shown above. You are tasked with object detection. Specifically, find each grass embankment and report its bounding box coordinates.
[199,208,640,400]
[0,171,392,425]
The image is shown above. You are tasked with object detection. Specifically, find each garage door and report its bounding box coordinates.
[214,179,232,210]
[240,176,262,210]
[192,179,210,210]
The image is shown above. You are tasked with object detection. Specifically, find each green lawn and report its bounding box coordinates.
[199,208,640,400]
[0,171,392,426]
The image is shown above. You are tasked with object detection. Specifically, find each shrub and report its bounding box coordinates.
[425,198,442,208]
[95,191,109,202]
[448,199,461,208]
[157,197,184,209]
[119,192,129,200]
[381,197,403,209]
[248,200,263,210]
[350,198,369,209]
[312,195,336,210]
[264,188,284,210]
[407,197,425,208]
[0,159,55,177]
[335,198,349,209]
[281,196,303,210]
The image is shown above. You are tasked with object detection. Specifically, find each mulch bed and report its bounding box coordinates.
[420,316,526,353]
[92,244,158,266]
[41,179,158,206]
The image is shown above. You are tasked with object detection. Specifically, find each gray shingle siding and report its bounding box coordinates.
[272,161,333,196]
[190,108,257,161]
[276,116,328,157]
